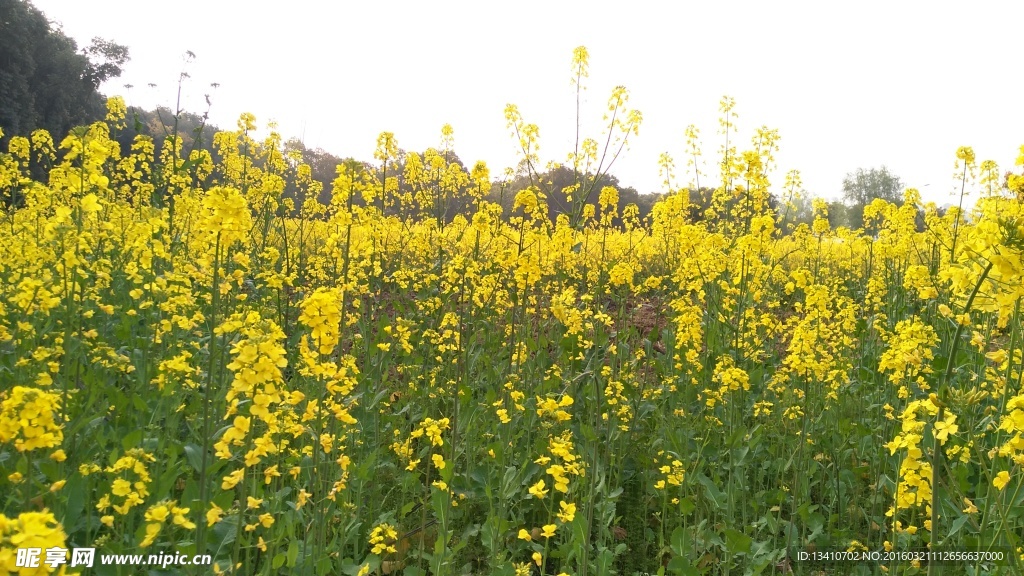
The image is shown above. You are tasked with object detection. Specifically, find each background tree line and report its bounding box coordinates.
[3,0,921,232]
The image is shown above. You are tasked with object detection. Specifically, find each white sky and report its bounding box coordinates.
[31,0,1024,206]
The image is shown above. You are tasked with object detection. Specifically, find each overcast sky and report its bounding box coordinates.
[31,0,1024,206]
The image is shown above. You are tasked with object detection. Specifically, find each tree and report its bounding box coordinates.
[113,106,219,161]
[777,193,815,232]
[826,200,850,230]
[490,163,648,227]
[841,166,903,229]
[281,138,351,208]
[0,0,129,140]
[82,37,129,88]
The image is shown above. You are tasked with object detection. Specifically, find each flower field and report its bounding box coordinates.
[2,52,1024,576]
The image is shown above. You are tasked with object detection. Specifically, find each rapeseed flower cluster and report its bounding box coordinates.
[0,387,63,452]
[0,511,67,575]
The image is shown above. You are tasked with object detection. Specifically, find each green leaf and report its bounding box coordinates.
[595,546,615,576]
[671,526,687,555]
[184,443,204,471]
[64,474,86,530]
[696,473,726,510]
[724,528,752,555]
[948,514,970,539]
[401,500,418,516]
[121,429,142,451]
[667,556,699,576]
[287,541,299,567]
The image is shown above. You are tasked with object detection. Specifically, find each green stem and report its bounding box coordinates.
[929,260,993,576]
[196,232,221,553]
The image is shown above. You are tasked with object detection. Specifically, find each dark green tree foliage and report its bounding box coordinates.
[841,166,903,229]
[0,0,129,141]
[281,138,357,208]
[493,163,660,227]
[776,193,815,232]
[114,106,219,160]
[81,37,128,88]
[827,200,850,230]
